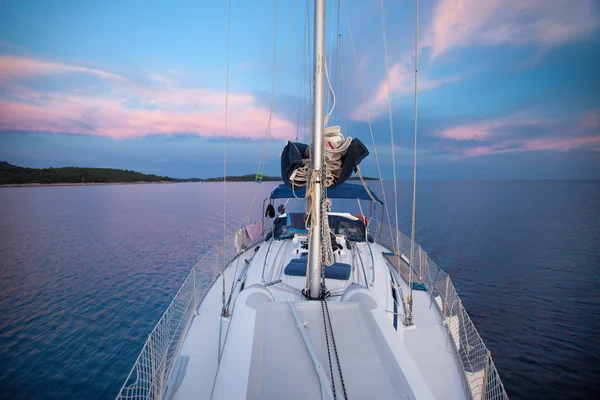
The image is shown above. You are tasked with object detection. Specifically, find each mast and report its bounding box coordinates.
[306,0,326,299]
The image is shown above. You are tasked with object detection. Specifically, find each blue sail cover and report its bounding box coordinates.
[280,138,369,189]
[270,182,383,204]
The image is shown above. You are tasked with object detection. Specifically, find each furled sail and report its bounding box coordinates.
[280,127,369,189]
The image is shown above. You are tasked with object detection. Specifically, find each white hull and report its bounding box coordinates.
[116,216,507,400]
[176,240,464,399]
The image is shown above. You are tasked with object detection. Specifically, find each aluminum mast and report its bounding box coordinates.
[306,0,326,299]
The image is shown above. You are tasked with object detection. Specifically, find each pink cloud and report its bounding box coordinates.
[148,74,172,85]
[351,60,458,121]
[426,0,600,58]
[461,145,499,157]
[435,115,548,141]
[439,111,600,157]
[519,135,600,152]
[0,96,294,140]
[451,135,600,158]
[580,111,600,129]
[0,55,296,139]
[0,54,124,81]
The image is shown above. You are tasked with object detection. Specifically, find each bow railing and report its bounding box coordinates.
[377,224,509,400]
[115,227,262,400]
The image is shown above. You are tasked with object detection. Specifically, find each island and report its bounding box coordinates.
[0,161,379,186]
[0,161,175,185]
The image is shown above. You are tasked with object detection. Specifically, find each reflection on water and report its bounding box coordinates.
[0,181,599,399]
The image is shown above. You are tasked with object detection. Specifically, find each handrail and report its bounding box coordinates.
[378,224,509,400]
[115,231,242,400]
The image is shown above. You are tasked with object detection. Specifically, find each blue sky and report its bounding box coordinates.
[0,0,599,179]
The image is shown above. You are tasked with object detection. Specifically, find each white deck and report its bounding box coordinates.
[171,217,468,400]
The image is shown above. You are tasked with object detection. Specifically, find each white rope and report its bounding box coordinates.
[304,170,316,232]
[304,171,318,287]
[380,0,402,289]
[323,126,350,186]
[321,197,335,267]
[407,0,420,325]
[341,0,394,236]
[326,0,336,114]
[324,45,337,125]
[304,170,335,291]
[340,35,347,138]
[288,127,351,188]
[355,166,379,204]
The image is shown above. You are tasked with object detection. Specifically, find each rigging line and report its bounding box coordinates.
[273,0,277,111]
[326,0,336,115]
[265,0,300,146]
[335,0,342,130]
[304,0,310,142]
[407,0,419,325]
[324,298,348,399]
[341,0,394,237]
[295,2,306,143]
[321,300,337,399]
[225,257,242,312]
[324,58,336,126]
[243,0,277,226]
[218,312,224,362]
[307,0,313,146]
[324,0,337,126]
[335,0,341,127]
[248,0,277,219]
[221,0,231,317]
[324,0,341,129]
[335,39,340,127]
[244,0,300,223]
[380,0,402,281]
[355,166,378,204]
[340,35,347,137]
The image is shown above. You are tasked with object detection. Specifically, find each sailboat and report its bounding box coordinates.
[116,1,508,399]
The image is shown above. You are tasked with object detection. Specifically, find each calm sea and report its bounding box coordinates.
[0,181,599,399]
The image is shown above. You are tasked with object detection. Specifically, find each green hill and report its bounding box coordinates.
[0,161,174,185]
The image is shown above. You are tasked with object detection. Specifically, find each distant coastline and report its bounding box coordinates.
[0,161,379,186]
[0,161,175,186]
[0,181,176,188]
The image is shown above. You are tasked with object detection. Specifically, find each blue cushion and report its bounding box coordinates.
[284,259,352,280]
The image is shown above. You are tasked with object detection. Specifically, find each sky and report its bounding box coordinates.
[0,0,599,179]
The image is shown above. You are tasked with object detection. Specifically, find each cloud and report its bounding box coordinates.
[435,114,548,141]
[0,97,294,140]
[458,135,600,157]
[580,110,600,129]
[426,0,600,58]
[437,111,600,157]
[519,135,600,152]
[351,60,458,121]
[0,54,124,81]
[148,74,172,85]
[0,54,295,140]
